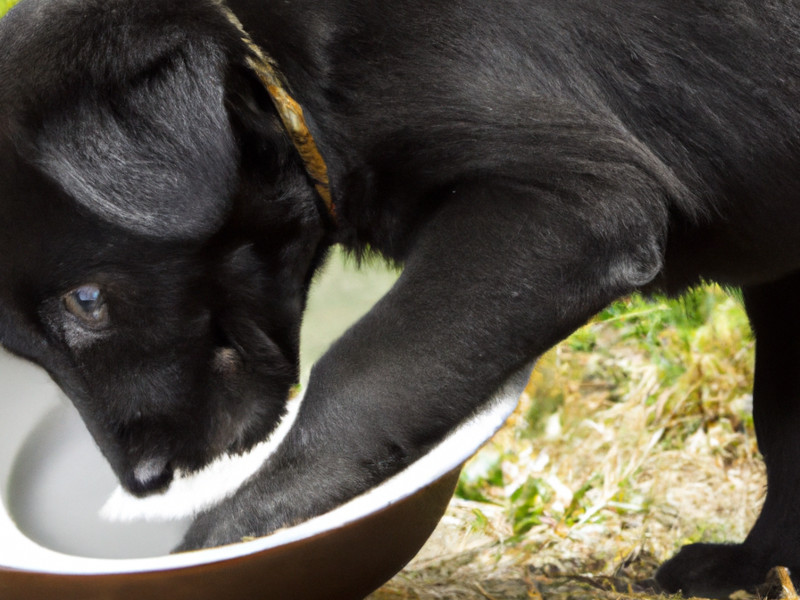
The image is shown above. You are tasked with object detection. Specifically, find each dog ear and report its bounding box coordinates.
[34,43,238,240]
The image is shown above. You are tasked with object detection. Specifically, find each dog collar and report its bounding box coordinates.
[219,4,336,224]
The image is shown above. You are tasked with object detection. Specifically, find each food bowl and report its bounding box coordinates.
[0,348,528,600]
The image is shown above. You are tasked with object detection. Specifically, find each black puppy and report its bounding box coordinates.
[0,0,798,596]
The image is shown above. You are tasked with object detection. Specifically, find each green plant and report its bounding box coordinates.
[0,0,19,18]
[508,477,553,536]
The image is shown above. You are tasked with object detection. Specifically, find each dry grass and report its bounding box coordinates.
[370,286,767,600]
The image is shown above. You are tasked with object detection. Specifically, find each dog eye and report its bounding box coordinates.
[63,284,110,329]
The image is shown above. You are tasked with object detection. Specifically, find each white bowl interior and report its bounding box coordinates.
[0,347,527,575]
[6,401,192,559]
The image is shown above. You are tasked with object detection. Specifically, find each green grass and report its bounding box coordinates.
[0,0,18,18]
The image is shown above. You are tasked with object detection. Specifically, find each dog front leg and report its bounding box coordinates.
[656,270,800,598]
[178,173,668,551]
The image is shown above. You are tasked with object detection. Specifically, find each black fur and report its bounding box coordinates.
[0,1,798,596]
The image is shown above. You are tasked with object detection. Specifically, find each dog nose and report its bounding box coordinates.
[125,456,173,496]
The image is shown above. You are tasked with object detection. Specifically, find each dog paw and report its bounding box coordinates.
[174,508,262,552]
[655,542,769,599]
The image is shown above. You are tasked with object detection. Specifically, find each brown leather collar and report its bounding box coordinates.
[219,4,336,224]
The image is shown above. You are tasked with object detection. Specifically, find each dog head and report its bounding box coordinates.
[0,0,329,495]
